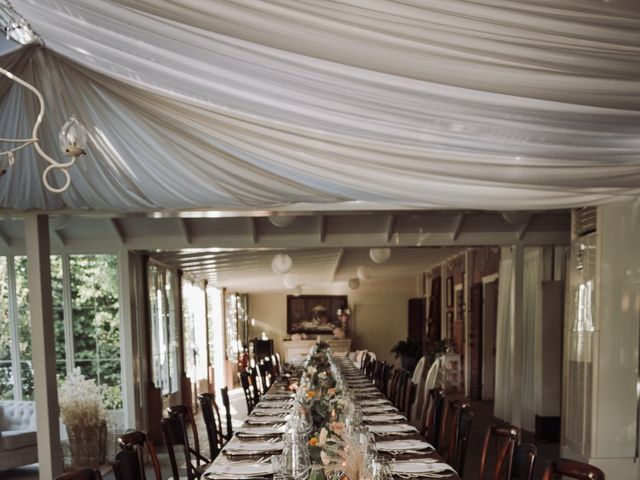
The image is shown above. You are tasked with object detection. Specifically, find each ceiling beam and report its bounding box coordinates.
[53,229,66,247]
[451,213,465,241]
[178,218,192,245]
[386,214,396,242]
[517,215,533,241]
[109,219,126,245]
[248,217,258,244]
[330,248,345,282]
[0,223,10,247]
[319,215,325,243]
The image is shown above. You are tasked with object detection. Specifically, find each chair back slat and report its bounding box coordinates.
[220,386,234,439]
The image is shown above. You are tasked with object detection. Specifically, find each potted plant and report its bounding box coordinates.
[390,339,423,371]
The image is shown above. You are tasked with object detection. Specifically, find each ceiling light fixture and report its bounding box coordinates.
[0,5,87,193]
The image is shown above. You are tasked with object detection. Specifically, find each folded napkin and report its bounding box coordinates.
[394,462,456,475]
[251,409,289,417]
[362,405,398,413]
[368,424,417,434]
[360,398,392,406]
[225,440,284,453]
[205,462,273,477]
[246,416,288,425]
[363,413,406,422]
[255,400,292,408]
[236,426,284,436]
[375,440,434,452]
[262,393,294,399]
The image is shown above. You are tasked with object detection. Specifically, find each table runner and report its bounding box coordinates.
[204,343,459,480]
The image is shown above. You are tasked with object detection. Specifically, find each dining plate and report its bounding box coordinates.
[394,462,456,475]
[363,413,406,422]
[236,426,284,437]
[205,462,273,477]
[368,423,417,434]
[375,440,434,452]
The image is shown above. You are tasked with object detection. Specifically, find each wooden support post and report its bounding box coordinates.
[510,243,525,428]
[25,214,63,479]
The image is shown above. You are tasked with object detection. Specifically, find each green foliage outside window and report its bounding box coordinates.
[2,254,121,409]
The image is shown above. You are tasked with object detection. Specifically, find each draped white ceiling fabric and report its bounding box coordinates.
[1,0,639,211]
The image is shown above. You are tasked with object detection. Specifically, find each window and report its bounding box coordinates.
[148,264,178,396]
[182,279,208,383]
[0,257,11,400]
[70,255,121,408]
[0,254,121,408]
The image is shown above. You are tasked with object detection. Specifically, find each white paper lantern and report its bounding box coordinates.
[268,216,297,227]
[348,278,360,290]
[369,247,391,264]
[283,274,297,289]
[292,286,303,296]
[271,253,293,274]
[356,265,372,280]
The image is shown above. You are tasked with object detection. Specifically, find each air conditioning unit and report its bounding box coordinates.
[562,201,640,480]
[564,208,599,457]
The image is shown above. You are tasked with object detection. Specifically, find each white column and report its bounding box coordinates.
[118,249,137,428]
[510,243,525,427]
[25,214,63,479]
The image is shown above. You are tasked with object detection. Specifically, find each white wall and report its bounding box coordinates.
[247,276,421,364]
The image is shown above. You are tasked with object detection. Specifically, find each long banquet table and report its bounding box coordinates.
[203,355,460,480]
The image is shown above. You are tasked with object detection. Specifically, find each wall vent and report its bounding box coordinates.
[566,332,594,455]
[574,207,597,237]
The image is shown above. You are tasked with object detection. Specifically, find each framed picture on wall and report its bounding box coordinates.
[446,276,454,307]
[287,295,348,334]
[446,311,454,338]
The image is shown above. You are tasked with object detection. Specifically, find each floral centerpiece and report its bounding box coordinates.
[59,368,107,467]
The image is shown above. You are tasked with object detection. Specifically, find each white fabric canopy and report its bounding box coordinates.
[1,0,639,211]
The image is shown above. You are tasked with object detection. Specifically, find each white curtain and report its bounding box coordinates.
[494,256,513,421]
[1,0,639,211]
[521,248,543,431]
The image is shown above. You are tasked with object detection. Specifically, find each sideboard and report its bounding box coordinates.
[282,338,352,364]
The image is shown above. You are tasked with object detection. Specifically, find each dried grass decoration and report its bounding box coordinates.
[59,368,107,467]
[322,430,374,480]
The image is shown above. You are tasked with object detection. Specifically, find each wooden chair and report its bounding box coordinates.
[198,392,225,459]
[271,353,281,376]
[386,368,400,400]
[542,458,605,480]
[479,425,521,480]
[247,365,263,401]
[510,444,537,480]
[449,402,474,478]
[257,358,273,390]
[377,362,393,391]
[164,405,211,480]
[55,468,103,480]
[439,400,474,477]
[219,386,234,440]
[425,388,446,448]
[238,371,257,413]
[395,370,410,411]
[116,430,162,480]
[401,375,417,419]
[113,451,145,480]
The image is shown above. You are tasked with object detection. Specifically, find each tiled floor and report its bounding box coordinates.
[2,395,558,480]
